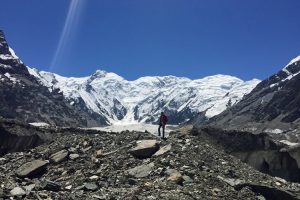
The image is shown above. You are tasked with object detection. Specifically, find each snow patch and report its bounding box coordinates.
[29,122,50,127]
[264,128,283,134]
[4,72,18,84]
[280,140,299,147]
[285,55,300,68]
[86,123,178,137]
[9,47,19,60]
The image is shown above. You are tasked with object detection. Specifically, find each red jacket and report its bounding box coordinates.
[160,114,168,124]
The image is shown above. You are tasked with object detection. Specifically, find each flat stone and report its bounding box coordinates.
[128,140,159,159]
[10,187,26,197]
[182,175,193,183]
[84,183,98,191]
[65,185,72,190]
[16,160,48,178]
[127,162,155,178]
[40,180,61,192]
[165,168,179,175]
[69,154,80,160]
[49,150,69,163]
[217,176,245,187]
[154,144,172,156]
[82,146,92,152]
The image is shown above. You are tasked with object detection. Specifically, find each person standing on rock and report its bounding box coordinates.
[158,112,168,139]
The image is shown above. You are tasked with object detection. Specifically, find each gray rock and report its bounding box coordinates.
[182,175,193,183]
[165,168,179,176]
[154,144,172,156]
[69,153,80,160]
[49,150,69,163]
[128,140,159,159]
[16,160,48,178]
[127,162,155,178]
[24,184,35,195]
[40,180,61,192]
[84,183,98,191]
[10,186,26,197]
[217,175,245,187]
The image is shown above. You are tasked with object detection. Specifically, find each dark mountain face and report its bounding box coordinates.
[202,57,300,132]
[0,30,108,127]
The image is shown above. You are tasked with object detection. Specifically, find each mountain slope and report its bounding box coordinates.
[205,55,300,132]
[29,67,260,125]
[0,30,108,127]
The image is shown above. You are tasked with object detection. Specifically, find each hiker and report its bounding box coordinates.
[158,112,168,139]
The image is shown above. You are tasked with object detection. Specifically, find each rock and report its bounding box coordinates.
[89,175,99,180]
[49,150,69,163]
[167,171,183,185]
[275,176,287,184]
[65,185,72,190]
[69,153,80,160]
[128,178,137,185]
[10,186,26,197]
[235,183,300,200]
[217,176,245,187]
[128,140,159,159]
[24,184,35,195]
[153,144,172,156]
[127,162,155,178]
[68,147,77,153]
[82,146,92,153]
[212,188,221,196]
[16,160,48,178]
[92,195,106,199]
[95,149,103,158]
[40,180,61,192]
[84,183,98,191]
[182,175,193,183]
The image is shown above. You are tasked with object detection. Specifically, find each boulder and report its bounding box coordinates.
[128,140,159,159]
[127,162,155,178]
[16,160,48,178]
[49,150,69,163]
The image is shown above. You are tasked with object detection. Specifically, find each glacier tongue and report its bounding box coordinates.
[28,67,260,125]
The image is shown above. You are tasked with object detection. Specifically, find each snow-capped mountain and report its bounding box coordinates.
[206,54,300,133]
[28,67,260,125]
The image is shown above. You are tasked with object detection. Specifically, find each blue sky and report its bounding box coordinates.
[1,0,300,80]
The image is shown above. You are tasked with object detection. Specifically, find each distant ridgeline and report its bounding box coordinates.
[0,30,107,127]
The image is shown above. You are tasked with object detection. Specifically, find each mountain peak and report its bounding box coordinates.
[94,69,107,75]
[281,55,300,76]
[285,55,300,68]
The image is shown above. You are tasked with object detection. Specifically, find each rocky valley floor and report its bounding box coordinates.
[1,124,300,199]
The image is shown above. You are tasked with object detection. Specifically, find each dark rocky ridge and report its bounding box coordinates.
[191,126,300,182]
[201,57,300,133]
[1,122,300,199]
[0,30,108,127]
[0,119,56,156]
